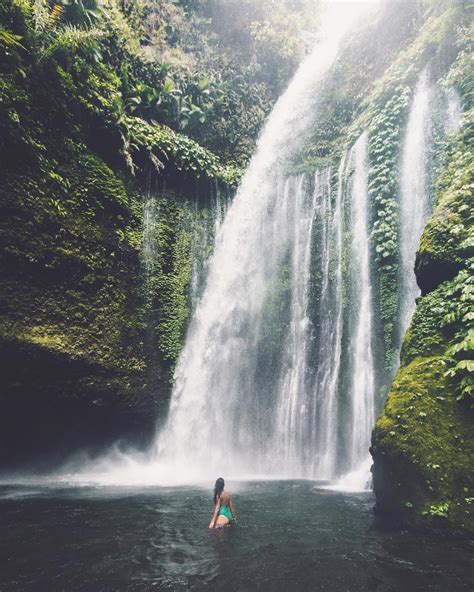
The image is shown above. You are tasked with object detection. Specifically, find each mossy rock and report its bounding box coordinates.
[0,131,206,465]
[372,355,474,534]
[416,115,474,294]
[401,281,454,364]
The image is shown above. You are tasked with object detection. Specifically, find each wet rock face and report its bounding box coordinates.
[0,149,155,468]
[0,139,201,469]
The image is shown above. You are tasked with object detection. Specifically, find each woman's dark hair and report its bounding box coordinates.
[213,477,225,503]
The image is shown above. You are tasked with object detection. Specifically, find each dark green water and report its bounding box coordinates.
[0,480,471,591]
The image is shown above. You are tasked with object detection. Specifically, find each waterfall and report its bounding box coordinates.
[274,171,324,477]
[332,133,375,491]
[142,195,159,290]
[444,87,463,134]
[154,130,378,486]
[55,2,384,487]
[189,183,230,309]
[347,133,375,468]
[398,73,464,344]
[311,157,345,479]
[142,194,161,355]
[153,4,377,481]
[398,70,434,340]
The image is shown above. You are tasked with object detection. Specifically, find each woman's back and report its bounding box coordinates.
[219,490,232,507]
[209,478,236,528]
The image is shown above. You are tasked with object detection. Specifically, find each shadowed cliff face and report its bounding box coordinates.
[0,136,224,469]
[0,151,155,469]
[0,339,156,469]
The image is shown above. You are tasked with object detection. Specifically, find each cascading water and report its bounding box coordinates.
[444,87,463,134]
[272,150,376,486]
[273,163,346,481]
[398,70,434,340]
[154,129,378,487]
[398,72,463,345]
[273,171,324,477]
[142,195,159,292]
[310,158,345,480]
[49,2,384,487]
[153,4,378,482]
[189,183,230,309]
[332,133,375,491]
[347,133,375,469]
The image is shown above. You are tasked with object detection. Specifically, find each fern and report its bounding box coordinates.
[33,0,51,35]
[40,24,103,61]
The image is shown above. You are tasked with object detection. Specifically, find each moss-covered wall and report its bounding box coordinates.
[371,63,474,535]
[0,138,223,467]
[0,0,234,467]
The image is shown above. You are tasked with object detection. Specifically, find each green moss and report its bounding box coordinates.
[149,197,194,364]
[373,355,474,533]
[0,135,145,377]
[417,112,474,291]
[126,116,241,186]
[68,152,131,212]
[373,25,474,531]
[401,281,455,364]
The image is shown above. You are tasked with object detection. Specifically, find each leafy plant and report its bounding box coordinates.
[422,502,450,518]
[442,263,474,403]
[0,25,25,49]
[29,0,102,60]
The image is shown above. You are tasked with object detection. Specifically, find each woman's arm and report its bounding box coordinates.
[230,498,236,521]
[209,496,221,529]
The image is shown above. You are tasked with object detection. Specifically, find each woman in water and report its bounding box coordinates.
[209,477,236,528]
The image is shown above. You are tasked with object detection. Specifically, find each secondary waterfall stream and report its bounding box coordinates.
[398,70,434,341]
[398,71,462,344]
[340,134,375,487]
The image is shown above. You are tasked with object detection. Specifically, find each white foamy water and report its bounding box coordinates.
[346,133,375,478]
[327,456,373,492]
[148,3,379,483]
